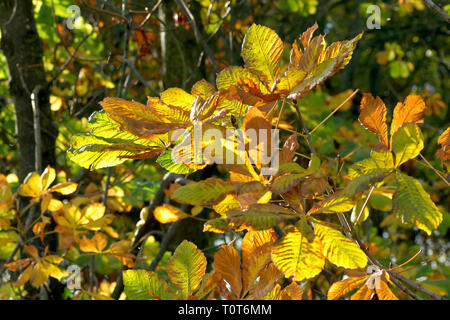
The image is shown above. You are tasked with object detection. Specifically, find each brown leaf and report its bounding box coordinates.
[279,134,299,165]
[358,93,389,148]
[213,244,242,298]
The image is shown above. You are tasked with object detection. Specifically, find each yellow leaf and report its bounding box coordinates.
[191,79,216,100]
[15,264,34,288]
[40,166,56,192]
[161,88,196,111]
[358,93,388,148]
[19,172,41,199]
[390,95,426,140]
[48,182,78,195]
[241,24,283,84]
[212,193,241,217]
[153,204,188,224]
[168,240,207,299]
[214,244,242,298]
[82,203,106,223]
[271,227,325,281]
[327,275,368,300]
[30,262,49,288]
[315,223,367,269]
[79,232,108,253]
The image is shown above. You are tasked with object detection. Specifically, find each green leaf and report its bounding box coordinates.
[348,149,394,178]
[68,111,165,169]
[156,150,197,174]
[392,123,424,167]
[167,240,207,299]
[308,192,355,214]
[123,270,177,300]
[241,24,283,84]
[271,226,325,281]
[172,178,235,206]
[296,216,315,242]
[314,223,367,269]
[345,170,389,197]
[393,172,443,235]
[228,203,295,230]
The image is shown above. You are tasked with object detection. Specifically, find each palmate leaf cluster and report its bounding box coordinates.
[5,22,442,300]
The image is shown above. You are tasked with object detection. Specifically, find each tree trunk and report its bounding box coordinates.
[0,0,57,182]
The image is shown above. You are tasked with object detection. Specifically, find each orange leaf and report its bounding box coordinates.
[327,275,368,300]
[390,95,426,140]
[376,280,399,300]
[358,93,388,148]
[350,282,374,300]
[436,126,450,161]
[213,244,242,298]
[280,281,303,300]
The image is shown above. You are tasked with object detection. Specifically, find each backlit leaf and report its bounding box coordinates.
[241,24,283,84]
[228,203,295,230]
[358,93,388,148]
[172,178,235,206]
[308,191,355,214]
[390,95,426,139]
[168,240,207,299]
[314,223,367,269]
[214,244,242,297]
[327,275,368,300]
[153,204,189,224]
[391,123,424,167]
[271,227,325,281]
[393,172,442,235]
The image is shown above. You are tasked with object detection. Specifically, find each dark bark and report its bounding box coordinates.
[0,0,57,182]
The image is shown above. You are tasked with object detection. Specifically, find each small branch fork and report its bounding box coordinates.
[291,99,444,300]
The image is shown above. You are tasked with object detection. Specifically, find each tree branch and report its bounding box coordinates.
[175,0,220,73]
[423,0,450,24]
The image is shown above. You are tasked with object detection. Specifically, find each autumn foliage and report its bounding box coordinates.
[0,3,448,301]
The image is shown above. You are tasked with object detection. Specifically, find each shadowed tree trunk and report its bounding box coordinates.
[0,0,57,182]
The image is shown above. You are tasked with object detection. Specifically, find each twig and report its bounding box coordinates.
[419,153,450,187]
[138,0,162,28]
[292,100,317,156]
[31,86,42,173]
[354,184,375,226]
[175,0,220,73]
[310,89,359,134]
[124,59,160,96]
[423,0,450,23]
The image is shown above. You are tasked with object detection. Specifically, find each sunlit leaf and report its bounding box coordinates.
[358,93,388,148]
[271,227,325,281]
[315,223,367,269]
[393,172,442,235]
[168,240,207,299]
[172,178,235,206]
[391,123,424,167]
[241,24,283,84]
[153,204,189,224]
